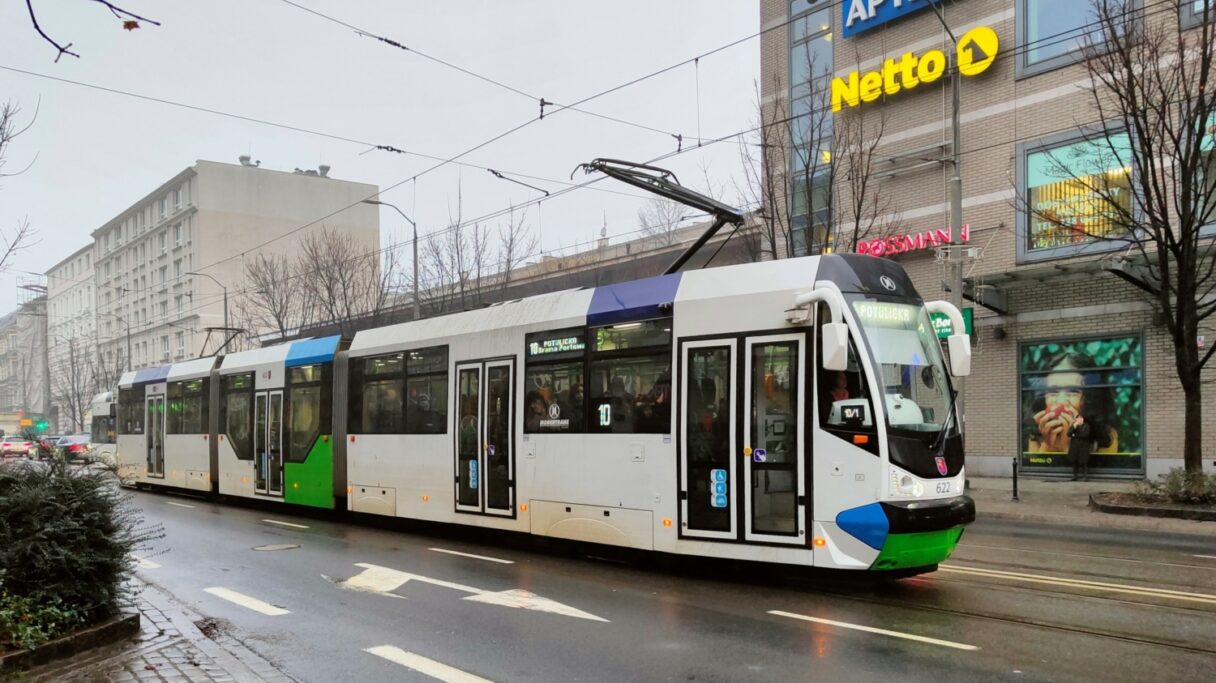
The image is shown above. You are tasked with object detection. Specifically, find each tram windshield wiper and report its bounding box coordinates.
[929,388,959,454]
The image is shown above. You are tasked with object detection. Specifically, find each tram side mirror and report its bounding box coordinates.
[947,334,972,377]
[821,322,849,372]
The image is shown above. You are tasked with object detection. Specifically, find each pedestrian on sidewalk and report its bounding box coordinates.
[1067,415,1095,480]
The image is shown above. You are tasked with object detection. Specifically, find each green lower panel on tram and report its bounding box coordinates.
[870,527,965,571]
[283,435,334,509]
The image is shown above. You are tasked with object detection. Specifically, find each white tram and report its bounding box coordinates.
[116,254,975,574]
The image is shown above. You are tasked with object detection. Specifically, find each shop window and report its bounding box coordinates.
[221,373,253,459]
[1017,130,1133,262]
[1017,0,1137,77]
[789,0,834,257]
[1019,336,1143,473]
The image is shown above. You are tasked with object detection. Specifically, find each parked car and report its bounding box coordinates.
[54,434,91,461]
[1,435,33,457]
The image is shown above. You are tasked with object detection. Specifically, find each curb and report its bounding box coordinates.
[1089,493,1216,522]
[0,612,139,675]
[975,507,1216,535]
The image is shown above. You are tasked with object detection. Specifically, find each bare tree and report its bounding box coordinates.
[241,252,301,339]
[833,106,903,252]
[52,337,92,433]
[1015,1,1216,474]
[297,227,396,338]
[637,198,686,247]
[497,205,537,294]
[24,1,160,62]
[90,344,126,394]
[0,103,37,272]
[737,76,791,261]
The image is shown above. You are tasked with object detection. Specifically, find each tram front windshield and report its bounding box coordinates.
[849,296,954,437]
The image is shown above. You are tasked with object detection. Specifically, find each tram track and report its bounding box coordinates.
[806,582,1216,656]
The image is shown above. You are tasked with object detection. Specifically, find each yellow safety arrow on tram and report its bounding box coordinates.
[956,26,999,77]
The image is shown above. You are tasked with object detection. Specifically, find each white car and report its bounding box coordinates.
[1,435,34,457]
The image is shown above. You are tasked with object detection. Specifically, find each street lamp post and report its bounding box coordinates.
[187,271,229,353]
[928,1,968,424]
[362,199,420,321]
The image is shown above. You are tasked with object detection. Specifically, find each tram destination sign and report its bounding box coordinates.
[526,329,587,358]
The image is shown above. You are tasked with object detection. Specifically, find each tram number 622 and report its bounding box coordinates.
[936,481,953,494]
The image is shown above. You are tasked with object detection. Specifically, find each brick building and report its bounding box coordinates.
[761,0,1216,477]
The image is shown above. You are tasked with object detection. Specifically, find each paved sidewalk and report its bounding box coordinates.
[29,581,294,683]
[968,474,1214,535]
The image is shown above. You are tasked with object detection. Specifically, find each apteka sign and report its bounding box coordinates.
[843,0,943,38]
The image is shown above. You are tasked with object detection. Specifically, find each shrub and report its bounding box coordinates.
[0,460,159,649]
[1133,468,1216,506]
[0,589,85,651]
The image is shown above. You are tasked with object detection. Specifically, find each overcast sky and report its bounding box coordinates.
[0,0,760,314]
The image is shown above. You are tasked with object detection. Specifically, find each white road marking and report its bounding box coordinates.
[429,547,514,564]
[769,610,979,651]
[165,501,195,509]
[365,645,494,683]
[1193,554,1216,560]
[204,587,290,616]
[342,563,607,622]
[134,556,160,569]
[262,519,310,529]
[939,564,1216,605]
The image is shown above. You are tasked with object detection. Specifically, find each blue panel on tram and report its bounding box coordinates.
[835,503,889,550]
[286,335,342,368]
[713,481,728,495]
[711,468,727,483]
[586,273,682,327]
[712,494,728,508]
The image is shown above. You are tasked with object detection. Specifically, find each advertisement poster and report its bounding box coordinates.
[1019,336,1143,472]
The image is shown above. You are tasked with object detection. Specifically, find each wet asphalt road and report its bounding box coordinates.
[129,490,1216,682]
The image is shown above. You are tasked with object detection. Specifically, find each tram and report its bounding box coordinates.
[88,391,118,466]
[115,254,975,574]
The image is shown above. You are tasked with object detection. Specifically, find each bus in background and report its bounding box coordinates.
[89,391,118,467]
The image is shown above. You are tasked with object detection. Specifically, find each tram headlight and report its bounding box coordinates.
[889,467,924,498]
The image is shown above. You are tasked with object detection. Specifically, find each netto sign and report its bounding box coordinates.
[831,26,999,112]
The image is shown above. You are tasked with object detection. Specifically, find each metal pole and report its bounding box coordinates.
[221,286,229,353]
[413,222,420,321]
[1012,456,1020,502]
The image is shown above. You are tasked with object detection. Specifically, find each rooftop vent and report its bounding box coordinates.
[238,155,261,167]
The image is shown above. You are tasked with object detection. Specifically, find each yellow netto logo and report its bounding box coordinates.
[831,26,998,112]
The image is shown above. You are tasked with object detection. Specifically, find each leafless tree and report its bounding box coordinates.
[241,252,301,339]
[637,198,687,248]
[90,344,126,394]
[1014,1,1216,474]
[497,205,538,294]
[52,337,92,433]
[0,103,37,273]
[737,76,791,261]
[297,226,397,338]
[23,1,160,62]
[833,106,903,252]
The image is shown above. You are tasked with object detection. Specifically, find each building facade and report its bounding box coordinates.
[0,295,49,435]
[91,160,380,373]
[762,0,1216,477]
[46,244,96,432]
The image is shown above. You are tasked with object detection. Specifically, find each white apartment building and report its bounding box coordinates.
[46,245,96,432]
[92,159,380,372]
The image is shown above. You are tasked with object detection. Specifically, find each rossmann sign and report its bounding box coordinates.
[843,0,943,38]
[856,225,970,257]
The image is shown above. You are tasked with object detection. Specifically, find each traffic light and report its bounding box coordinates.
[35,419,48,432]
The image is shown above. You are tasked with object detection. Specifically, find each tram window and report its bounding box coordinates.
[588,356,671,434]
[287,364,330,461]
[118,388,143,434]
[167,379,208,434]
[524,361,584,433]
[355,353,403,434]
[750,342,798,464]
[405,346,447,434]
[91,414,116,444]
[221,373,253,460]
[594,320,670,351]
[817,307,877,448]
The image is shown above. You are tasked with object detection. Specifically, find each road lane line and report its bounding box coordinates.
[133,556,160,569]
[165,501,196,509]
[960,543,1210,570]
[938,564,1216,605]
[365,645,494,683]
[204,587,290,616]
[769,610,979,651]
[1194,555,1216,560]
[262,519,310,529]
[428,547,514,564]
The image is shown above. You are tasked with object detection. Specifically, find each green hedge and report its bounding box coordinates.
[0,461,159,650]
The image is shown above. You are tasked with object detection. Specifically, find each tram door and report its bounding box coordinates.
[454,360,515,516]
[679,335,805,544]
[254,391,284,496]
[145,395,165,477]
